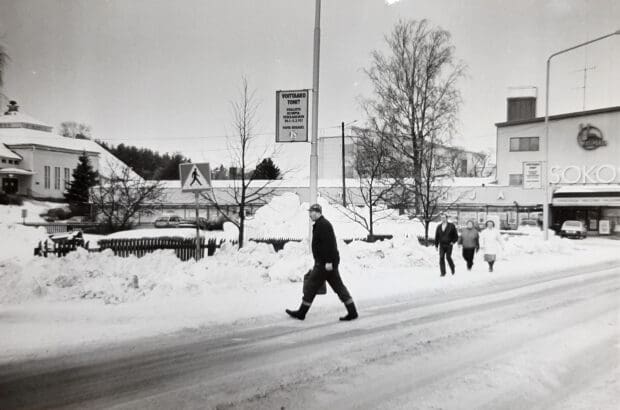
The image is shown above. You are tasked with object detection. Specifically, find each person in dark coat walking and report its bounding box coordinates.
[286,204,358,321]
[434,213,459,276]
[457,219,479,271]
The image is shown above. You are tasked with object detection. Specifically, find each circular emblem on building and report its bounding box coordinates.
[577,124,607,150]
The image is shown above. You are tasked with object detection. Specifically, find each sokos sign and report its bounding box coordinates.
[550,164,620,184]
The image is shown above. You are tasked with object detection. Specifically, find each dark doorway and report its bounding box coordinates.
[2,177,18,194]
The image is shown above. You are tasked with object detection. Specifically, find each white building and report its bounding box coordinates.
[0,101,136,199]
[494,102,620,233]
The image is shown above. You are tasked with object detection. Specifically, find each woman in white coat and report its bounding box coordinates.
[479,220,504,272]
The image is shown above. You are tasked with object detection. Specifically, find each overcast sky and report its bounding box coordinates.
[0,0,618,176]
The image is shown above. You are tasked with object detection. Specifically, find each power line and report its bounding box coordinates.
[94,123,356,142]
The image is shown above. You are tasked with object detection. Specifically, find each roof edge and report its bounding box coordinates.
[495,106,620,128]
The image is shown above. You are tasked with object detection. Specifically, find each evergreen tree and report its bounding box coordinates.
[64,152,99,216]
[96,140,189,180]
[252,158,281,180]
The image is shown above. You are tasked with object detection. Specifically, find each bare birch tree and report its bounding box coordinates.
[331,127,400,238]
[200,78,283,248]
[364,19,466,216]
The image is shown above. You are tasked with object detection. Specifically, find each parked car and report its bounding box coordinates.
[178,217,210,230]
[559,220,587,239]
[154,215,182,228]
[519,218,538,227]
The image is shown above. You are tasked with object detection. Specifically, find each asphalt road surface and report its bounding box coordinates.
[1,260,619,410]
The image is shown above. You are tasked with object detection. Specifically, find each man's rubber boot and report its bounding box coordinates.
[286,303,310,320]
[339,302,358,321]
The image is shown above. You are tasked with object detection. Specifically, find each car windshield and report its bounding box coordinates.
[155,217,169,222]
[563,221,581,227]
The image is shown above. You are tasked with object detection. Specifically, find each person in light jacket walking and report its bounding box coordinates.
[458,220,479,271]
[434,213,459,276]
[479,220,504,272]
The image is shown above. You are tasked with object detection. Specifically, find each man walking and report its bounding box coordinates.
[286,204,358,321]
[434,213,459,276]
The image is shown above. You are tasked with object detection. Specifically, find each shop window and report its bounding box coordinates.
[510,137,539,152]
[44,166,51,189]
[54,167,61,190]
[509,174,523,186]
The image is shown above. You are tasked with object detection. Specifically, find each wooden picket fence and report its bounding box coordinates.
[34,238,91,257]
[97,237,223,261]
[24,222,102,234]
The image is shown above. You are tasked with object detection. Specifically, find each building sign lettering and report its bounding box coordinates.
[550,164,619,184]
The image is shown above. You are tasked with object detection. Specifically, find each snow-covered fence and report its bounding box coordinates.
[97,237,223,261]
[23,222,101,234]
[34,237,89,258]
[249,237,302,251]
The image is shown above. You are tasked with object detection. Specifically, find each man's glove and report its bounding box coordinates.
[325,262,333,271]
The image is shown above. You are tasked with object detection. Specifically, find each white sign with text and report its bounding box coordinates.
[276,90,309,142]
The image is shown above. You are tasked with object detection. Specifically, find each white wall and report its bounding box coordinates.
[497,109,620,186]
[12,147,100,199]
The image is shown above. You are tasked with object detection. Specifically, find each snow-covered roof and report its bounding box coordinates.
[0,111,52,130]
[554,184,620,194]
[155,178,365,189]
[0,167,35,175]
[0,119,141,181]
[0,143,22,160]
[436,177,497,187]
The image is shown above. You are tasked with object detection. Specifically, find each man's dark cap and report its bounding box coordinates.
[308,203,322,213]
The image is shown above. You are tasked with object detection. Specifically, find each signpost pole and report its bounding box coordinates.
[195,192,200,260]
[309,0,321,208]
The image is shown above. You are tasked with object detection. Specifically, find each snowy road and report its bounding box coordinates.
[1,260,618,410]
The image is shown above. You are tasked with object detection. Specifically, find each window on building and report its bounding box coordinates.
[44,166,51,189]
[54,167,61,190]
[1,159,5,163]
[510,137,539,152]
[509,174,523,186]
[64,168,71,189]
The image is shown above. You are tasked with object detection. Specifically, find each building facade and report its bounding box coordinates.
[0,101,135,199]
[493,104,620,234]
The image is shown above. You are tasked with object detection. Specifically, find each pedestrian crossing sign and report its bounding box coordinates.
[179,162,211,192]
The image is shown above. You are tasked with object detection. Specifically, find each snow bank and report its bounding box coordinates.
[245,192,429,241]
[0,222,49,262]
[0,223,585,306]
[0,200,63,223]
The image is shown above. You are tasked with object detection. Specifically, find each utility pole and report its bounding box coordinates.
[341,121,346,206]
[309,0,321,208]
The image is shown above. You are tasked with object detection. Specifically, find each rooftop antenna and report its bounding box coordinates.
[572,39,597,111]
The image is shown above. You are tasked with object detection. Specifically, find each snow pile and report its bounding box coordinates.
[502,232,582,258]
[0,200,62,224]
[246,193,308,239]
[245,193,426,241]
[0,222,49,262]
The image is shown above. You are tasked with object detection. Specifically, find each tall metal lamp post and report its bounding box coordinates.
[341,119,357,206]
[543,29,620,240]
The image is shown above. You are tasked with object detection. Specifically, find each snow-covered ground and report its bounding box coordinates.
[1,195,618,362]
[0,199,64,223]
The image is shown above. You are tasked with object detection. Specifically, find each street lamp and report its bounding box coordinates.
[341,119,358,206]
[542,29,620,240]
